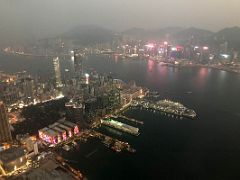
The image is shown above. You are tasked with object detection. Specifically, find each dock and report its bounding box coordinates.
[91,130,136,154]
[118,115,144,125]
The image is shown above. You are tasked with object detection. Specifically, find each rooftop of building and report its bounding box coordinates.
[14,159,76,180]
[0,147,25,164]
[56,124,71,131]
[39,127,49,133]
[45,129,59,137]
[61,121,77,128]
[50,126,66,133]
[39,119,77,136]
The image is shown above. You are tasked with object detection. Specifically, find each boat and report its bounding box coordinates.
[159,62,168,66]
[111,146,122,153]
[72,140,77,146]
[62,145,71,151]
[127,147,136,153]
[134,99,197,119]
[103,139,112,148]
[155,99,197,119]
[103,141,111,148]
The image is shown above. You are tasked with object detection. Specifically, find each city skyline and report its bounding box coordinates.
[1,1,240,179]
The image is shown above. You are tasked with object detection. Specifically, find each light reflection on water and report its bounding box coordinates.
[1,53,240,179]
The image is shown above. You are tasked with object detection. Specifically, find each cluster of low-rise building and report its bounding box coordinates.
[38,119,79,145]
[0,147,27,176]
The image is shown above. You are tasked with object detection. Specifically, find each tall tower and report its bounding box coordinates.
[22,77,35,100]
[0,101,12,143]
[53,57,62,87]
[73,51,83,78]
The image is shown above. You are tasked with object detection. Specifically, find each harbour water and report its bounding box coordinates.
[1,53,240,179]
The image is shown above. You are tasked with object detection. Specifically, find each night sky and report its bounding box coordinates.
[0,0,239,38]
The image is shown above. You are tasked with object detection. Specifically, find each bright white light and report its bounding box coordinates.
[85,73,90,84]
[220,54,230,59]
[19,103,24,109]
[209,54,214,60]
[194,46,199,50]
[164,41,168,45]
[145,44,154,48]
[203,46,209,50]
[56,94,64,99]
[171,47,177,51]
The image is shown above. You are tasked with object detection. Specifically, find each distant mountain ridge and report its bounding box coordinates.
[205,27,240,50]
[61,25,116,46]
[61,25,240,50]
[123,26,240,50]
[214,27,240,41]
[63,25,216,44]
[173,27,213,39]
[1,24,240,51]
[122,27,184,40]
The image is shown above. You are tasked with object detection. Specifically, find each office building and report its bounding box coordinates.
[0,147,27,175]
[53,57,62,88]
[73,51,83,78]
[0,102,12,143]
[23,78,35,100]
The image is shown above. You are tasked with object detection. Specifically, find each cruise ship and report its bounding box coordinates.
[156,100,196,118]
[131,99,196,119]
[101,118,139,136]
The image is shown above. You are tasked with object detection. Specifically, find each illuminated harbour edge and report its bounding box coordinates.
[100,118,139,136]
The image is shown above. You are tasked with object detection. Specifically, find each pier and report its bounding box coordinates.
[118,115,144,125]
[91,130,136,153]
[101,118,140,136]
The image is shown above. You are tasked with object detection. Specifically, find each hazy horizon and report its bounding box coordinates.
[0,0,240,40]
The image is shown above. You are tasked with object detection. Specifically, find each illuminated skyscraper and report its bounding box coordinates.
[22,77,35,101]
[0,101,12,143]
[72,51,83,78]
[53,57,62,87]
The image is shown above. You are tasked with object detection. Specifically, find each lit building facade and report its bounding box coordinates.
[0,147,27,175]
[73,51,83,78]
[53,57,62,88]
[38,119,79,145]
[0,102,12,143]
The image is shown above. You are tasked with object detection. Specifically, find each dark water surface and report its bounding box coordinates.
[1,53,240,179]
